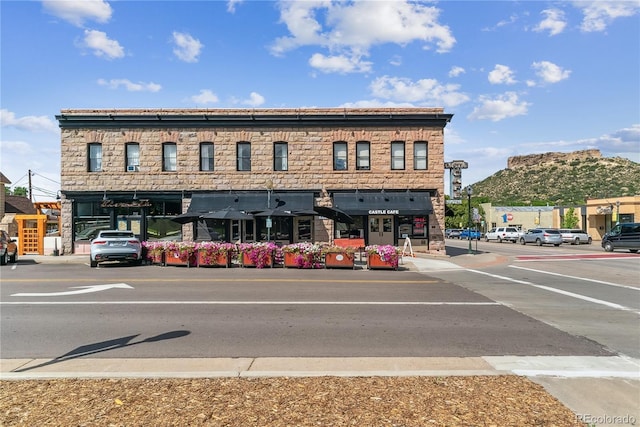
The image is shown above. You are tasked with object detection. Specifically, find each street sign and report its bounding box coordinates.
[446,199,462,205]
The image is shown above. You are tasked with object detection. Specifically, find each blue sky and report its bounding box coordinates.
[1,0,639,201]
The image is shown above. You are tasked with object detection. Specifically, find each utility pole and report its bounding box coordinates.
[28,169,33,202]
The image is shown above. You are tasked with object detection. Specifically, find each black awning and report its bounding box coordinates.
[188,192,314,214]
[333,192,433,216]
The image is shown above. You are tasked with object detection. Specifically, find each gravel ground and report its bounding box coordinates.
[1,376,586,426]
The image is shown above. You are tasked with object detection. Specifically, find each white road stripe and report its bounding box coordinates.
[509,265,639,291]
[0,301,501,306]
[467,269,640,315]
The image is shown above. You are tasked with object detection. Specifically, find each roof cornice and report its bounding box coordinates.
[55,108,453,129]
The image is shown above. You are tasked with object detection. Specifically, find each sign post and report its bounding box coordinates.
[402,237,414,258]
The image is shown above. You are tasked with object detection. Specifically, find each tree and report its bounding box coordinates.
[562,207,579,229]
[5,186,28,196]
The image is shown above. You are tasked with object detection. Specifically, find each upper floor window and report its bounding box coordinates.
[162,142,177,172]
[333,141,348,170]
[125,143,140,172]
[200,142,214,171]
[356,141,370,171]
[88,143,102,172]
[414,141,428,170]
[237,142,251,171]
[391,141,405,170]
[274,142,288,171]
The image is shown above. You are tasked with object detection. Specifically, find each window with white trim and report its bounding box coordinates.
[88,143,102,172]
[333,141,348,170]
[356,141,370,170]
[237,142,251,171]
[391,141,405,170]
[414,141,427,170]
[200,142,214,171]
[162,142,177,172]
[126,143,140,172]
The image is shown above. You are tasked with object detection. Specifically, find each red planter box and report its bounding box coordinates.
[148,252,165,265]
[367,253,397,270]
[241,252,273,268]
[165,251,197,267]
[197,251,231,268]
[283,252,300,268]
[324,252,355,269]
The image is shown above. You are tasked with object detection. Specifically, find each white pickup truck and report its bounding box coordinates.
[484,227,522,243]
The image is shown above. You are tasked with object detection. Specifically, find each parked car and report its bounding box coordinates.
[485,227,521,243]
[459,229,482,240]
[90,230,143,267]
[601,222,640,253]
[0,230,18,265]
[519,228,563,246]
[559,229,592,245]
[446,229,462,239]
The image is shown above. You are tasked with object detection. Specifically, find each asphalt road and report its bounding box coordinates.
[0,248,629,360]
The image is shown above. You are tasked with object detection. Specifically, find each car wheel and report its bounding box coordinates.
[630,249,638,253]
[536,238,542,246]
[603,242,614,252]
[574,238,580,245]
[497,237,502,243]
[0,252,7,266]
[9,253,17,263]
[520,238,526,245]
[588,237,592,244]
[554,244,561,246]
[484,236,489,242]
[90,259,98,268]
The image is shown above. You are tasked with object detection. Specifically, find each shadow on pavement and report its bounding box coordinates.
[12,330,191,372]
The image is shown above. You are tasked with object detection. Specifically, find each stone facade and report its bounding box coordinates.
[58,108,451,255]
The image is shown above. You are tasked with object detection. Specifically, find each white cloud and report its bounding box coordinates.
[369,75,470,107]
[227,0,243,13]
[468,92,530,122]
[488,64,517,85]
[271,1,455,73]
[172,31,203,63]
[531,61,571,84]
[97,79,161,92]
[242,92,266,107]
[42,0,112,27]
[534,8,567,36]
[448,66,465,78]
[0,109,58,133]
[190,89,219,105]
[81,29,125,59]
[574,1,640,32]
[0,139,34,154]
[309,53,372,74]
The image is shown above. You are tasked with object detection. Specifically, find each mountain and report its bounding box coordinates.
[469,150,640,206]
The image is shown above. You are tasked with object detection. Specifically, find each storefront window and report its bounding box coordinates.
[335,216,364,239]
[398,215,427,238]
[257,217,291,242]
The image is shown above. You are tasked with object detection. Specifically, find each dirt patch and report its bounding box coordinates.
[1,376,585,426]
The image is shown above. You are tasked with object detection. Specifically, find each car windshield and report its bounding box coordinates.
[545,229,560,234]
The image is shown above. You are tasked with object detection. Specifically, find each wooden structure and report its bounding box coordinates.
[15,202,61,255]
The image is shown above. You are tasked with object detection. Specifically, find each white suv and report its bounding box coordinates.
[485,227,521,243]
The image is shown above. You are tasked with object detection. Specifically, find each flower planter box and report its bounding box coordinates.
[283,252,320,268]
[367,253,397,270]
[197,251,231,268]
[164,251,197,267]
[241,251,273,268]
[324,251,355,269]
[148,252,165,265]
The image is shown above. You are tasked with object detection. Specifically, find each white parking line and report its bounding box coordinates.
[1,301,502,306]
[467,269,640,315]
[509,265,639,291]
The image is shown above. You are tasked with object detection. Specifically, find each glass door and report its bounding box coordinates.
[368,215,394,245]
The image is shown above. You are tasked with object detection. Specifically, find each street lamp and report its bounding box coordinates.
[466,186,473,255]
[616,201,620,225]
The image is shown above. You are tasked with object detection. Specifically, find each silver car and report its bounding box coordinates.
[559,229,592,245]
[90,230,142,267]
[519,228,563,246]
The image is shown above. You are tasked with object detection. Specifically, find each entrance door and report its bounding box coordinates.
[368,215,394,245]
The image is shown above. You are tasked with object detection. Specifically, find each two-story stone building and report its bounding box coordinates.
[57,108,452,255]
